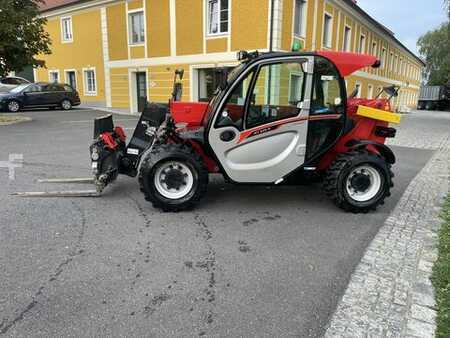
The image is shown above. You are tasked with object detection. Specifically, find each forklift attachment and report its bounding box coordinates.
[12,190,101,197]
[37,177,95,184]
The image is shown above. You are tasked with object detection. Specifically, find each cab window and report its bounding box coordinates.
[306,57,346,160]
[246,61,306,129]
[311,57,344,114]
[215,70,254,130]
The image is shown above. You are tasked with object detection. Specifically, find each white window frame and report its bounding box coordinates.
[60,16,73,43]
[82,67,97,96]
[206,0,230,36]
[293,0,307,38]
[48,70,60,83]
[64,69,77,89]
[128,9,146,45]
[358,33,366,54]
[322,12,333,49]
[343,25,351,52]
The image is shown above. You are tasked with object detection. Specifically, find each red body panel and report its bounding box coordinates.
[316,51,379,77]
[171,101,209,126]
[317,98,391,171]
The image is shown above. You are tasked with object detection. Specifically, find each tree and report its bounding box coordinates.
[418,23,450,85]
[0,0,51,77]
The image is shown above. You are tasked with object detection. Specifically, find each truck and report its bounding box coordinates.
[417,85,450,111]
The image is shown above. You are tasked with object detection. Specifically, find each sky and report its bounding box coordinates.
[357,0,448,56]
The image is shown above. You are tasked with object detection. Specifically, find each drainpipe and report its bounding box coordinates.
[269,0,275,52]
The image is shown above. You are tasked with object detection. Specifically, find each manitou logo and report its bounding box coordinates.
[0,154,23,180]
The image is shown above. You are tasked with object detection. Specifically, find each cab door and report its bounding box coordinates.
[208,56,314,183]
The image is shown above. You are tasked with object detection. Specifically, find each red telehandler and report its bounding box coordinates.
[15,50,402,213]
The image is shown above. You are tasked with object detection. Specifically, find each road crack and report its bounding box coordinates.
[0,201,86,335]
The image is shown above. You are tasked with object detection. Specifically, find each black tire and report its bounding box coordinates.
[323,150,393,213]
[61,99,72,110]
[138,143,208,212]
[425,102,434,111]
[7,100,20,113]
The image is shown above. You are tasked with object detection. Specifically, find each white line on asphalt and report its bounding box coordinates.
[61,118,138,124]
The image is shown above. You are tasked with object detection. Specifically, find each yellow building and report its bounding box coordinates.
[37,0,424,113]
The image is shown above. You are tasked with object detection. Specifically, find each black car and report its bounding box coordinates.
[0,82,81,112]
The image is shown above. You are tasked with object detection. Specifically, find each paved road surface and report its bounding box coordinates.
[0,109,442,337]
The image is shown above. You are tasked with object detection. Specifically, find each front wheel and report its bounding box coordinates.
[7,100,20,112]
[61,99,72,110]
[138,144,208,211]
[323,151,393,213]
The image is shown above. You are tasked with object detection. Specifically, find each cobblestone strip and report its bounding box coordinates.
[325,140,449,338]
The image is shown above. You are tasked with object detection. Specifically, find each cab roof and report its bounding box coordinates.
[243,51,380,78]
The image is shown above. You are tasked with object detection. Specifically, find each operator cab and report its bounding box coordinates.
[205,51,348,183]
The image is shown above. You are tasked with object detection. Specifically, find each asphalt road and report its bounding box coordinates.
[0,109,440,337]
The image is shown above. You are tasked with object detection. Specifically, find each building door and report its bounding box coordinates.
[136,72,147,112]
[66,71,76,90]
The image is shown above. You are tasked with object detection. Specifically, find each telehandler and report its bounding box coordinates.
[16,50,402,213]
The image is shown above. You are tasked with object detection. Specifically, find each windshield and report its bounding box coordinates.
[10,84,31,93]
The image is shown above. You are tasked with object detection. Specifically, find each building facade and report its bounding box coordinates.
[36,0,425,113]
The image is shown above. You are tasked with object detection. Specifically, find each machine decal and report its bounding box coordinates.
[237,114,341,143]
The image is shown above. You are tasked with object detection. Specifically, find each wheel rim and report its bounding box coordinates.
[154,161,195,199]
[345,165,382,202]
[8,101,19,112]
[62,100,71,110]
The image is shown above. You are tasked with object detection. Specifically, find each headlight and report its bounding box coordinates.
[91,148,100,161]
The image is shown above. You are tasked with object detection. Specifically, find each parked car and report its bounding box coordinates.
[0,76,31,92]
[0,82,81,112]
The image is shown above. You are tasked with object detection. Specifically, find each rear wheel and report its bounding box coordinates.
[138,143,208,212]
[7,100,20,112]
[61,99,72,110]
[323,150,393,213]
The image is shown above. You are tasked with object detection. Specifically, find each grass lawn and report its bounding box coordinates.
[432,196,450,337]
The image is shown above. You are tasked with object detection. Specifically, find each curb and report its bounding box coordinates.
[325,138,450,337]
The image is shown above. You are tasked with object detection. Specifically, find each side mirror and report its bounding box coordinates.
[384,85,399,98]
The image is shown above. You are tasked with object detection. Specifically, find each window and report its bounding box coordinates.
[294,0,307,37]
[289,72,305,104]
[207,0,229,35]
[389,52,394,72]
[322,13,333,48]
[343,26,351,52]
[307,57,345,159]
[372,41,377,56]
[358,34,366,53]
[49,71,59,83]
[83,68,96,95]
[246,62,306,129]
[381,48,387,69]
[215,70,254,130]
[23,84,42,93]
[368,84,374,99]
[197,67,234,102]
[355,83,362,98]
[129,11,145,44]
[394,55,398,74]
[61,17,73,42]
